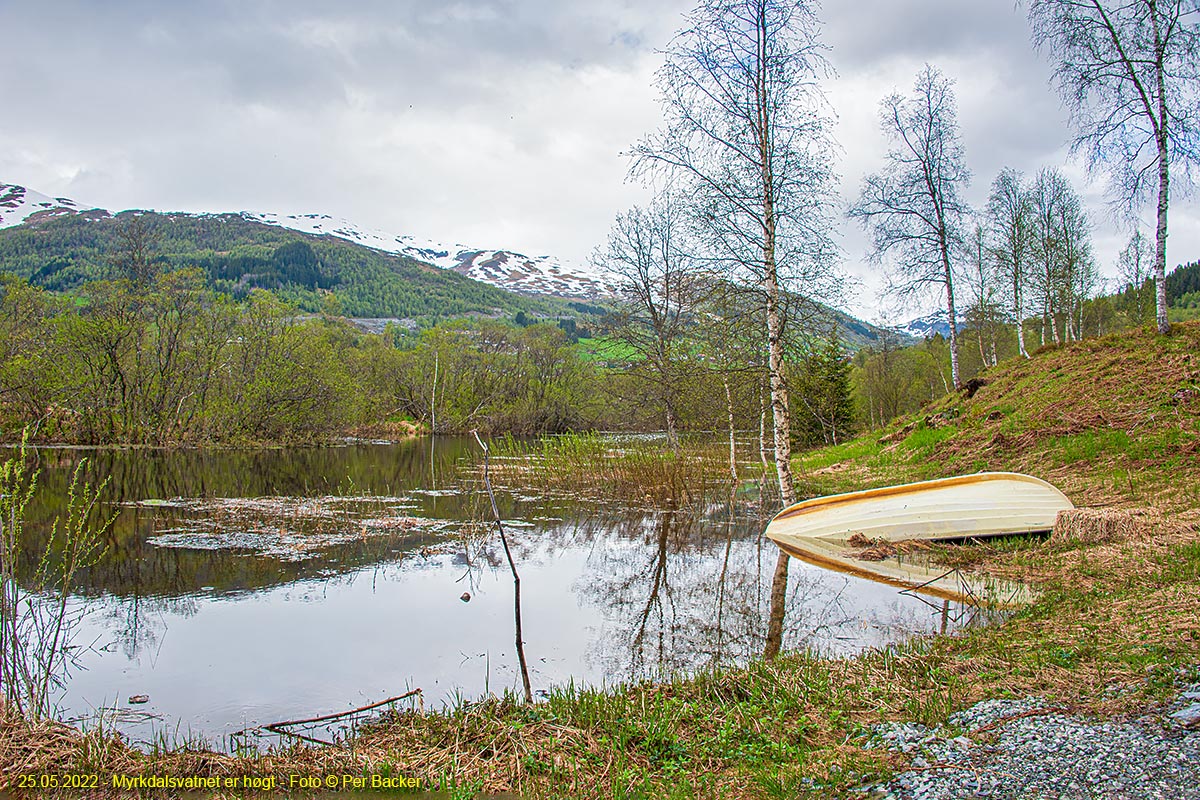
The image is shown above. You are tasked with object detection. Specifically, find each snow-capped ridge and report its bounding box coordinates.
[0,182,611,300]
[0,183,98,228]
[897,310,969,340]
[242,210,612,300]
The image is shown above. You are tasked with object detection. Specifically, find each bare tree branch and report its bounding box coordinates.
[849,65,971,386]
[1027,0,1200,333]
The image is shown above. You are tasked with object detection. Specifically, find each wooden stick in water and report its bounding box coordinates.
[232,689,422,743]
[472,431,533,703]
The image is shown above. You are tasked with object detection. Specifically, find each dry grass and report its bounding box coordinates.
[1050,506,1191,546]
[481,433,743,508]
[846,533,931,562]
[348,419,425,440]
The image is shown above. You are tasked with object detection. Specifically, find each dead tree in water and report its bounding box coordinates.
[473,431,533,703]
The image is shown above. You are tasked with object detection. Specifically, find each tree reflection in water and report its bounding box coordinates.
[11,441,1005,744]
[99,593,198,661]
[578,494,857,683]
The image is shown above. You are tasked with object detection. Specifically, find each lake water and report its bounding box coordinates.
[10,438,987,750]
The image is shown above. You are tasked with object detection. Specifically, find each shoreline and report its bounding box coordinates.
[4,504,1198,798]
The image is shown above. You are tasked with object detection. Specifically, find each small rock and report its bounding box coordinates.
[460,592,471,603]
[128,694,149,704]
[1168,702,1200,729]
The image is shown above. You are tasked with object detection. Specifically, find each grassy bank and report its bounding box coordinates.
[3,324,1199,798]
[800,321,1200,511]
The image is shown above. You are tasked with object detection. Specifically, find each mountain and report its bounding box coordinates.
[0,182,908,347]
[0,185,595,328]
[245,212,610,300]
[897,310,960,340]
[0,183,609,301]
[0,184,101,227]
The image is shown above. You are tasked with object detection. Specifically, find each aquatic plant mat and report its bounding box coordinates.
[4,505,1197,799]
[141,495,459,561]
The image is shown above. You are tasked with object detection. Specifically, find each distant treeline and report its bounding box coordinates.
[0,269,862,446]
[0,270,592,444]
[1168,260,1200,310]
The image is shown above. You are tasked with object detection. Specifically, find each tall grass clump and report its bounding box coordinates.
[487,433,746,505]
[0,439,111,720]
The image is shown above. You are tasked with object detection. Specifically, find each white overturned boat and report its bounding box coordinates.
[764,472,1073,602]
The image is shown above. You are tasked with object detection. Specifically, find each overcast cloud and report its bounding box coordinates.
[2,0,1196,320]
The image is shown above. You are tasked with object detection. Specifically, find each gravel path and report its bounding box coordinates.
[862,671,1200,799]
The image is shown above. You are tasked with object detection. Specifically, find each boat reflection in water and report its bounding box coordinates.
[765,472,1066,606]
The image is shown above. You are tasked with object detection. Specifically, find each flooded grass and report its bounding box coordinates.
[483,433,756,507]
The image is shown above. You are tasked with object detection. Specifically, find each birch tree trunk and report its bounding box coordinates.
[759,380,771,471]
[723,373,737,484]
[629,0,838,661]
[1154,120,1171,335]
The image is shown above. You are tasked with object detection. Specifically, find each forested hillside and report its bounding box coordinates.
[1168,260,1200,319]
[0,211,588,326]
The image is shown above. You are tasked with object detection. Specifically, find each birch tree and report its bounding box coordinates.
[963,221,1004,368]
[1028,0,1200,335]
[1054,186,1098,341]
[631,0,839,659]
[1028,167,1096,343]
[986,168,1033,357]
[1118,228,1155,324]
[849,65,971,387]
[111,213,162,289]
[1028,167,1069,344]
[593,194,706,447]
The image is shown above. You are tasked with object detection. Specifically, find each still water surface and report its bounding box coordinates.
[16,438,979,748]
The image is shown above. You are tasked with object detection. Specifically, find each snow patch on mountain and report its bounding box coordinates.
[243,211,612,300]
[897,310,969,340]
[0,184,97,228]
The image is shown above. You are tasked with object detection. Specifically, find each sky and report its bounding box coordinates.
[2,0,1196,322]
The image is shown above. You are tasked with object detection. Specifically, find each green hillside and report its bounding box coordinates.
[0,209,909,349]
[0,211,588,326]
[801,320,1200,511]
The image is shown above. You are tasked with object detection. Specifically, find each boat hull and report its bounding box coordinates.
[764,472,1072,602]
[767,472,1073,545]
